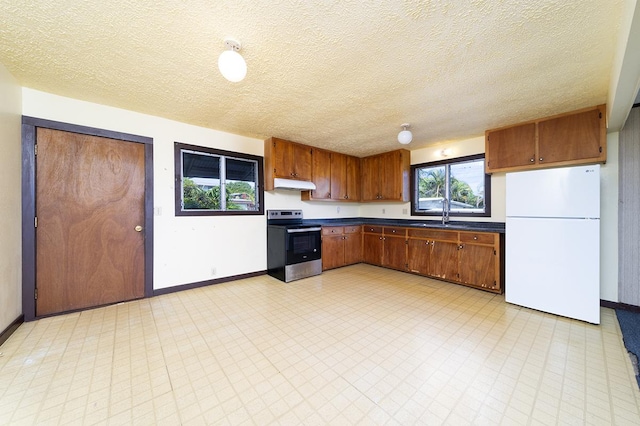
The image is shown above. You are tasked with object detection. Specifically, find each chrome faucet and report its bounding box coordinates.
[442,197,450,225]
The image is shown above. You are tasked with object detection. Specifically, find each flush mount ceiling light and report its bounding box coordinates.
[218,37,247,82]
[397,123,412,145]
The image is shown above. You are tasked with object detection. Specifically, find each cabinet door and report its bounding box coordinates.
[363,232,383,266]
[345,155,361,201]
[485,123,536,172]
[271,138,295,178]
[429,240,459,281]
[382,234,407,271]
[537,106,605,165]
[459,243,497,290]
[331,153,361,201]
[407,239,430,275]
[330,152,347,200]
[361,156,379,201]
[344,229,362,265]
[381,150,410,201]
[322,234,345,270]
[310,148,331,199]
[380,151,401,200]
[291,143,312,181]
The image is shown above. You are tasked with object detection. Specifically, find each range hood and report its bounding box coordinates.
[273,178,317,191]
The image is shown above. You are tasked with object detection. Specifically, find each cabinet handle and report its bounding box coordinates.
[344,195,348,199]
[530,158,534,162]
[458,244,464,250]
[539,158,543,162]
[473,236,478,240]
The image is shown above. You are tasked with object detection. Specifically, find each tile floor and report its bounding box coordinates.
[1,264,639,425]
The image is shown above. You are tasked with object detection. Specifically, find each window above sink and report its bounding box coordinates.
[411,154,491,218]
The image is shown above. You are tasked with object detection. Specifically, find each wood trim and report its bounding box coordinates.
[601,300,640,313]
[21,116,154,321]
[21,122,37,322]
[144,143,154,298]
[0,315,24,347]
[153,270,267,296]
[22,116,153,144]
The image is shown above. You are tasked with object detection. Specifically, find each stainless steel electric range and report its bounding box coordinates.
[267,210,322,282]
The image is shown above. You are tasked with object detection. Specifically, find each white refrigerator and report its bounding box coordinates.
[505,165,600,324]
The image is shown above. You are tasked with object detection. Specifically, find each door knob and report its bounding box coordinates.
[135,225,143,232]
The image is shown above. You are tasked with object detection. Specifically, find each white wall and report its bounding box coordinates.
[0,63,22,331]
[22,89,268,290]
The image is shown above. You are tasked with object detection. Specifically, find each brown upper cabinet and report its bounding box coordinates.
[264,137,312,190]
[485,104,606,173]
[307,148,332,200]
[330,152,360,201]
[361,149,411,202]
[266,137,409,202]
[302,149,361,201]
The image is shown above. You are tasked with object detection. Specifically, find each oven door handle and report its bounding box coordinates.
[286,227,322,233]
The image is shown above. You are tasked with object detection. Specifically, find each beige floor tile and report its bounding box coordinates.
[1,264,639,425]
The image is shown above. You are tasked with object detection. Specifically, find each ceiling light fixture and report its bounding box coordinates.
[218,38,247,82]
[398,123,412,145]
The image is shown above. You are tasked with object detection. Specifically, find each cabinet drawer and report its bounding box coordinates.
[322,226,343,235]
[459,232,496,245]
[384,227,406,236]
[363,225,382,234]
[344,225,361,234]
[408,228,458,241]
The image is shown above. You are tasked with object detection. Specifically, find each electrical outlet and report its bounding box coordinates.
[337,206,341,213]
[154,206,162,216]
[211,268,217,276]
[382,208,386,214]
[402,208,408,215]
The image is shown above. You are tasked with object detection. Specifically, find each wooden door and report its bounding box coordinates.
[311,148,331,199]
[459,244,497,290]
[537,106,604,164]
[330,152,347,200]
[429,240,459,281]
[270,138,294,178]
[322,234,344,270]
[343,226,362,265]
[291,143,312,180]
[363,232,383,266]
[361,155,379,201]
[345,155,360,201]
[485,123,536,172]
[36,128,145,316]
[382,234,407,271]
[380,151,399,200]
[407,239,430,275]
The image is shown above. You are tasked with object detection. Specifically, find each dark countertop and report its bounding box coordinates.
[305,217,505,233]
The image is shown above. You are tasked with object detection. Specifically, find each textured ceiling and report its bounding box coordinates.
[0,0,625,157]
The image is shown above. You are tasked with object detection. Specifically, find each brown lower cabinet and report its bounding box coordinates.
[321,225,362,270]
[359,225,504,293]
